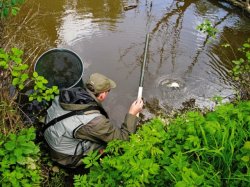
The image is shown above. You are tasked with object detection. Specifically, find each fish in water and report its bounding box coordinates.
[160,79,180,88]
[168,82,180,88]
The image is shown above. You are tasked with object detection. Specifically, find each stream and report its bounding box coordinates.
[3,0,250,125]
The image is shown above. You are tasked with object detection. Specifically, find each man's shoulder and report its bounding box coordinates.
[86,114,109,126]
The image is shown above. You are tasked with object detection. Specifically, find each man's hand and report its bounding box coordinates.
[128,98,144,116]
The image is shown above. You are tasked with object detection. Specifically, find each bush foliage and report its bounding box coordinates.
[0,48,59,104]
[0,0,25,19]
[0,127,41,186]
[74,101,250,187]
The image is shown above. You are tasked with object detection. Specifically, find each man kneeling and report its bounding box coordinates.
[44,73,144,168]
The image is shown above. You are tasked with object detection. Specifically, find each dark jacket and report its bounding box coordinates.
[45,87,138,168]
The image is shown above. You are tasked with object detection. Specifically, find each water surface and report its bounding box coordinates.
[8,0,250,124]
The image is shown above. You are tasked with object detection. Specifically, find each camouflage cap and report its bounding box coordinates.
[86,73,116,94]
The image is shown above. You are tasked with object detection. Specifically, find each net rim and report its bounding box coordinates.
[34,48,84,89]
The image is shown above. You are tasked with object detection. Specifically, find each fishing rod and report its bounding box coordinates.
[137,33,150,100]
[137,0,152,101]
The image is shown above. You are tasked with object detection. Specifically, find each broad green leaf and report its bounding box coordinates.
[42,79,48,84]
[20,64,28,70]
[21,73,29,81]
[22,146,35,154]
[246,51,250,60]
[11,7,19,16]
[36,82,43,88]
[4,141,16,151]
[0,60,7,67]
[37,76,44,81]
[52,86,58,90]
[17,155,26,165]
[11,48,23,56]
[232,60,241,65]
[11,0,18,5]
[13,65,21,71]
[18,84,24,90]
[243,43,250,48]
[45,96,50,101]
[45,89,50,94]
[12,57,22,64]
[54,89,59,94]
[37,96,42,102]
[0,53,9,60]
[3,7,9,17]
[17,135,26,142]
[175,181,188,187]
[33,72,38,78]
[9,133,16,140]
[11,70,19,77]
[241,156,249,162]
[0,148,6,155]
[242,141,250,150]
[12,77,20,86]
[28,96,34,101]
[15,171,24,179]
[14,148,23,157]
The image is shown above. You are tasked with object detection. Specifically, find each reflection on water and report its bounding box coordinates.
[9,0,250,124]
[56,0,123,45]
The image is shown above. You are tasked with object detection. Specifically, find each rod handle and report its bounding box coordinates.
[136,86,143,117]
[137,86,143,99]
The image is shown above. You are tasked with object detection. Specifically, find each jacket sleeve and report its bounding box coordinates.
[74,113,138,143]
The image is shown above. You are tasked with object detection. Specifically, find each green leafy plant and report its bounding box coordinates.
[231,38,250,82]
[74,101,250,186]
[197,20,249,99]
[0,48,59,103]
[0,0,25,19]
[9,48,29,90]
[196,19,218,40]
[0,127,41,186]
[29,72,59,102]
[221,39,250,99]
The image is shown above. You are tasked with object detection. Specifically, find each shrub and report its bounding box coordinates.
[74,101,250,187]
[0,48,59,103]
[0,0,25,19]
[231,38,250,83]
[0,127,41,186]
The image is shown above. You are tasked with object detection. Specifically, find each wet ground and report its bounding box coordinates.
[2,0,250,125]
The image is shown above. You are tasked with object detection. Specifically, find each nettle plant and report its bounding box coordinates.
[0,48,59,103]
[0,0,25,19]
[0,127,41,186]
[231,39,250,82]
[74,101,250,187]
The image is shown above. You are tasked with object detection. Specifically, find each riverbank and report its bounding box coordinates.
[1,0,250,186]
